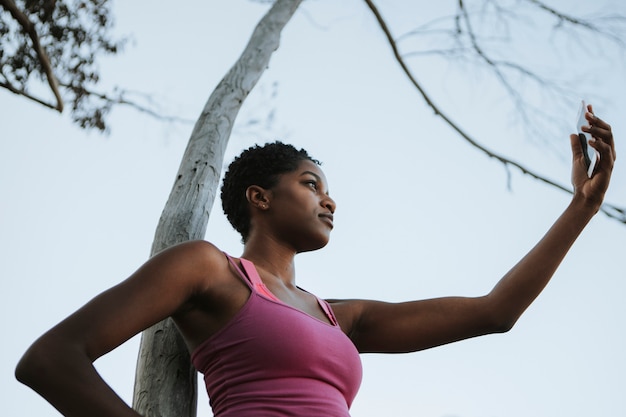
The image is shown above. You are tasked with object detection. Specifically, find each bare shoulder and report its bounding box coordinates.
[161,241,251,350]
[17,240,233,364]
[144,240,230,292]
[325,299,367,337]
[152,239,224,267]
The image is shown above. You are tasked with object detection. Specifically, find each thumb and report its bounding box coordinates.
[570,133,584,161]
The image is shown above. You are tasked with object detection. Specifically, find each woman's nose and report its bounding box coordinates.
[322,195,336,213]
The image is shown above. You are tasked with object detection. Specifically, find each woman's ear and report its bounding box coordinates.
[246,185,270,210]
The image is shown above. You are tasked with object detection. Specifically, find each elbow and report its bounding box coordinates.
[481,304,518,334]
[15,333,71,389]
[481,295,522,334]
[491,318,516,334]
[15,340,45,388]
[487,310,520,334]
[15,333,59,389]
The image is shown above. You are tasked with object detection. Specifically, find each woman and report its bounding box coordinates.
[16,105,615,417]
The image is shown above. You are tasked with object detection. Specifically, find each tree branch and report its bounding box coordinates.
[456,1,526,111]
[59,83,196,124]
[363,0,626,224]
[526,0,626,46]
[0,74,195,125]
[453,0,575,145]
[0,0,64,111]
[0,79,59,110]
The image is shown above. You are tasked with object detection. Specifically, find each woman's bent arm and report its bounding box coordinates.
[16,333,143,417]
[15,240,223,417]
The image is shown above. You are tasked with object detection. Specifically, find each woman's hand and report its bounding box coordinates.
[571,104,616,211]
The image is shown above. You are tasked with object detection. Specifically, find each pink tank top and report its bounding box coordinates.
[191,255,362,416]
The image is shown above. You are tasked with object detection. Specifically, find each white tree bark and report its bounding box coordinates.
[132,1,303,416]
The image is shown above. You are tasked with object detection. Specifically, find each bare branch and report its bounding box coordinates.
[59,83,196,125]
[0,0,63,111]
[526,0,626,46]
[397,1,624,156]
[0,69,195,125]
[457,1,525,107]
[394,3,567,152]
[454,0,562,138]
[363,0,626,224]
[0,79,59,110]
[396,15,462,42]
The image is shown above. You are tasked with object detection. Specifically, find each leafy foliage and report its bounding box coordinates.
[0,0,124,131]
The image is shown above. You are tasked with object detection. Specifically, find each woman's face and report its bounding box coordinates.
[265,160,336,252]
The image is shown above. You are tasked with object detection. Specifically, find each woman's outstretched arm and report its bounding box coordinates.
[331,106,615,353]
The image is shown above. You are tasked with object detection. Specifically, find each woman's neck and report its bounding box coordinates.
[241,236,297,286]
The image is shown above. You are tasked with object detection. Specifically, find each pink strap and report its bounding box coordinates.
[227,253,337,325]
[317,299,338,326]
[240,258,282,303]
[225,254,253,290]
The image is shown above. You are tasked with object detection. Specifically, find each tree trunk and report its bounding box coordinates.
[131,1,302,416]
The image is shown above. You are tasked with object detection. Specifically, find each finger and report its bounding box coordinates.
[582,107,615,159]
[589,135,615,163]
[584,123,612,141]
[590,114,612,132]
[584,104,610,131]
[590,122,615,161]
[582,104,616,162]
[570,133,584,161]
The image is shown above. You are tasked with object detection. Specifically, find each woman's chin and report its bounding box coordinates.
[296,236,330,253]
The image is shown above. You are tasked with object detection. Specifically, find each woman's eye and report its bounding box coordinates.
[305,180,317,190]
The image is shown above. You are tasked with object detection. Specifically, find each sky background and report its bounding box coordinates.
[2,1,626,416]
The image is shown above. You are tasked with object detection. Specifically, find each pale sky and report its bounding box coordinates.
[2,1,626,417]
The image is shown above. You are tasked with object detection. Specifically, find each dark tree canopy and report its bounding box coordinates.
[0,0,123,131]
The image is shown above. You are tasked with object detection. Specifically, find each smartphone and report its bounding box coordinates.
[576,100,599,178]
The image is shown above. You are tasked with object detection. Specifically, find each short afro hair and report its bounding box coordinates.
[221,141,320,242]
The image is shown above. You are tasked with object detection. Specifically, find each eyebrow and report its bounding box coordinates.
[300,171,330,195]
